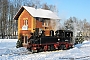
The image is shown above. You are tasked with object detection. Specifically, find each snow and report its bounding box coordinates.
[0,39,17,49]
[0,39,90,60]
[14,6,60,20]
[24,6,60,19]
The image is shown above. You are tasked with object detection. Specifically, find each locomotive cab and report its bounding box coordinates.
[55,30,73,43]
[55,30,73,50]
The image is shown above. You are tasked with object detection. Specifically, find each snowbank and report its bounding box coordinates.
[0,39,90,60]
[0,39,18,49]
[0,39,18,42]
[75,40,90,48]
[0,39,29,58]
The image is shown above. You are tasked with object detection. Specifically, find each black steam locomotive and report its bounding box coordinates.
[27,28,73,53]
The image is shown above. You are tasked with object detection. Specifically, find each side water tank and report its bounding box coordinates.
[50,30,54,36]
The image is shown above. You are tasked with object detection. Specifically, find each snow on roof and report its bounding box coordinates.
[35,8,60,19]
[14,6,60,20]
[23,6,36,17]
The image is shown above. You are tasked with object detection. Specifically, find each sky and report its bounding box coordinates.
[42,0,90,22]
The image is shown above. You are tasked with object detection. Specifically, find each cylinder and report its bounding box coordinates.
[50,30,54,36]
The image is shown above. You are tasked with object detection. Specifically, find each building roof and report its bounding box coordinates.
[14,6,60,20]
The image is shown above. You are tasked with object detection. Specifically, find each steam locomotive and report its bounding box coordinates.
[27,28,73,53]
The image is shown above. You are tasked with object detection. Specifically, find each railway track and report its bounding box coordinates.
[59,56,90,60]
[0,45,90,60]
[0,49,90,60]
[0,50,32,57]
[0,51,32,56]
[0,48,64,57]
[0,47,32,57]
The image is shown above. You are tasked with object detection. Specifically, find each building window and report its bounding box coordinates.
[24,19,28,26]
[23,36,28,44]
[22,18,28,30]
[43,20,49,27]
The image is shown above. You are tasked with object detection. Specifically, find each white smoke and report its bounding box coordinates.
[50,19,61,31]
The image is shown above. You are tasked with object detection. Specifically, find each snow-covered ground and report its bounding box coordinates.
[0,39,90,60]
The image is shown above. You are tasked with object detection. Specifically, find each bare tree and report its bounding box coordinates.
[0,0,59,39]
[0,0,9,38]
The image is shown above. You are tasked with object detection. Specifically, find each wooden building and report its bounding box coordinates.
[14,6,60,47]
